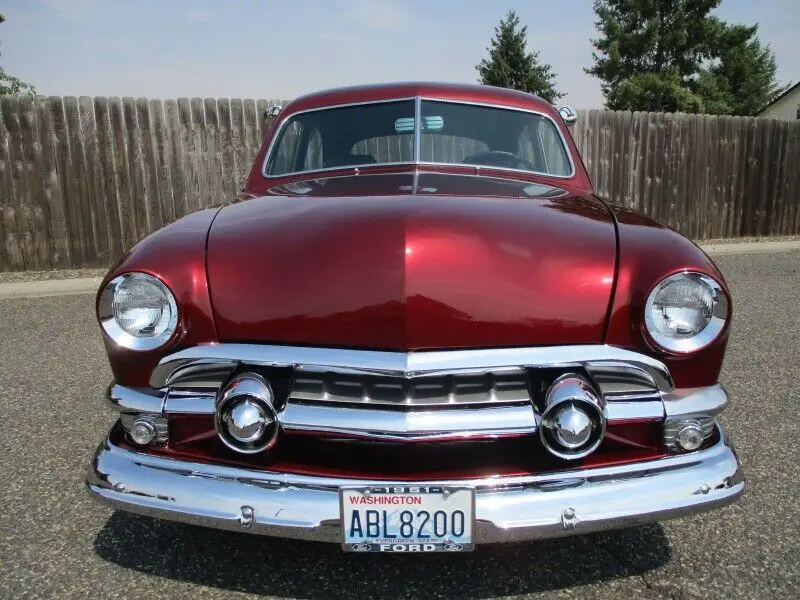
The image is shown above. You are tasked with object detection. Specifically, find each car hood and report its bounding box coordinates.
[207,173,617,349]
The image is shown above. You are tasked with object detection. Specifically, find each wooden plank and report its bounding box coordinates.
[0,96,21,270]
[216,98,236,198]
[164,99,188,219]
[788,123,800,234]
[660,112,678,233]
[615,111,632,207]
[51,96,82,267]
[242,98,260,182]
[22,96,54,270]
[189,98,206,211]
[696,115,711,239]
[109,97,136,250]
[229,98,246,191]
[121,97,147,239]
[37,97,71,268]
[766,121,786,235]
[176,98,195,214]
[203,98,222,206]
[634,112,651,216]
[744,117,759,237]
[596,110,611,199]
[728,116,745,238]
[645,112,662,224]
[2,95,38,269]
[755,118,776,236]
[78,96,105,265]
[93,97,124,264]
[676,114,694,237]
[715,116,733,238]
[150,99,177,226]
[136,97,163,234]
[627,112,643,211]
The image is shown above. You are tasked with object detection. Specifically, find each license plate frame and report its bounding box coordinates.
[340,485,475,553]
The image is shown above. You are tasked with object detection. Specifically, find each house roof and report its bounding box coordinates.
[757,81,800,115]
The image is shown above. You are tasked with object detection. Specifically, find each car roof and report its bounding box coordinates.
[284,82,556,115]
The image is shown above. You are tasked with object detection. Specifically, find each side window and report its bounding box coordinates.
[270,121,303,175]
[517,125,544,172]
[303,129,324,171]
[518,119,571,176]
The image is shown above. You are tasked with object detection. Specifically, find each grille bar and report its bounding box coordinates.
[290,370,531,406]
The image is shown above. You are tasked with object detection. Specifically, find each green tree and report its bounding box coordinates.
[586,1,788,115]
[1,14,36,96]
[586,0,723,112]
[476,11,563,103]
[700,24,789,115]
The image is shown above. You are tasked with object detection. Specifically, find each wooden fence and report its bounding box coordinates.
[0,95,799,271]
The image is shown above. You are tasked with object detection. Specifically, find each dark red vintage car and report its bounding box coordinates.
[88,82,743,552]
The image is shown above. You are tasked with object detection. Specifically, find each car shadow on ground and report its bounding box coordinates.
[94,512,671,598]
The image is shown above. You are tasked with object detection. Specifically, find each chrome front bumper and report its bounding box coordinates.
[87,424,744,544]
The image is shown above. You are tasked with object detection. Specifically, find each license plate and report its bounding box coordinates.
[340,486,475,552]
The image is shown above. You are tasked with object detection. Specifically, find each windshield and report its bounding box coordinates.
[264,99,573,178]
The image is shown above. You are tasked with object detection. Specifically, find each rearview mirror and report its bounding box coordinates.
[394,116,445,133]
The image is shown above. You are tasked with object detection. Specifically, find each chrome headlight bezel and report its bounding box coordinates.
[98,272,179,351]
[644,272,728,354]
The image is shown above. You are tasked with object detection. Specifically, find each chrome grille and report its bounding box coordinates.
[290,370,531,406]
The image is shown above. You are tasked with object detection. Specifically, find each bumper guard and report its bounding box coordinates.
[87,424,743,544]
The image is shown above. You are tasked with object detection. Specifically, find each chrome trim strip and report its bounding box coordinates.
[163,391,215,415]
[605,400,664,421]
[149,343,674,392]
[108,383,721,432]
[280,402,538,441]
[107,384,165,414]
[584,361,661,399]
[413,96,421,163]
[260,95,577,180]
[87,425,744,544]
[662,384,728,417]
[162,360,236,390]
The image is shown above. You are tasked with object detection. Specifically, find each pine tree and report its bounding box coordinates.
[585,0,722,112]
[476,11,563,103]
[586,0,789,115]
[700,24,790,116]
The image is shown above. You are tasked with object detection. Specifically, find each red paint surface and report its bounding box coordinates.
[97,208,221,387]
[604,206,732,388]
[208,176,616,349]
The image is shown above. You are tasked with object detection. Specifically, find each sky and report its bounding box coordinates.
[1,0,798,108]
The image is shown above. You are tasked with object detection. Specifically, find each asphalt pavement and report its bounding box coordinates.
[0,249,798,600]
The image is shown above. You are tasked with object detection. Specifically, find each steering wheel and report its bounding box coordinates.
[461,150,534,171]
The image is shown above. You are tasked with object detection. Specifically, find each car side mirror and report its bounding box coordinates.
[557,105,577,126]
[264,103,284,124]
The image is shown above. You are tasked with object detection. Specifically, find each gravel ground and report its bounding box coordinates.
[0,268,108,284]
[0,250,798,600]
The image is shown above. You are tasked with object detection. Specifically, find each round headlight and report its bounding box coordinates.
[644,272,728,353]
[98,273,178,350]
